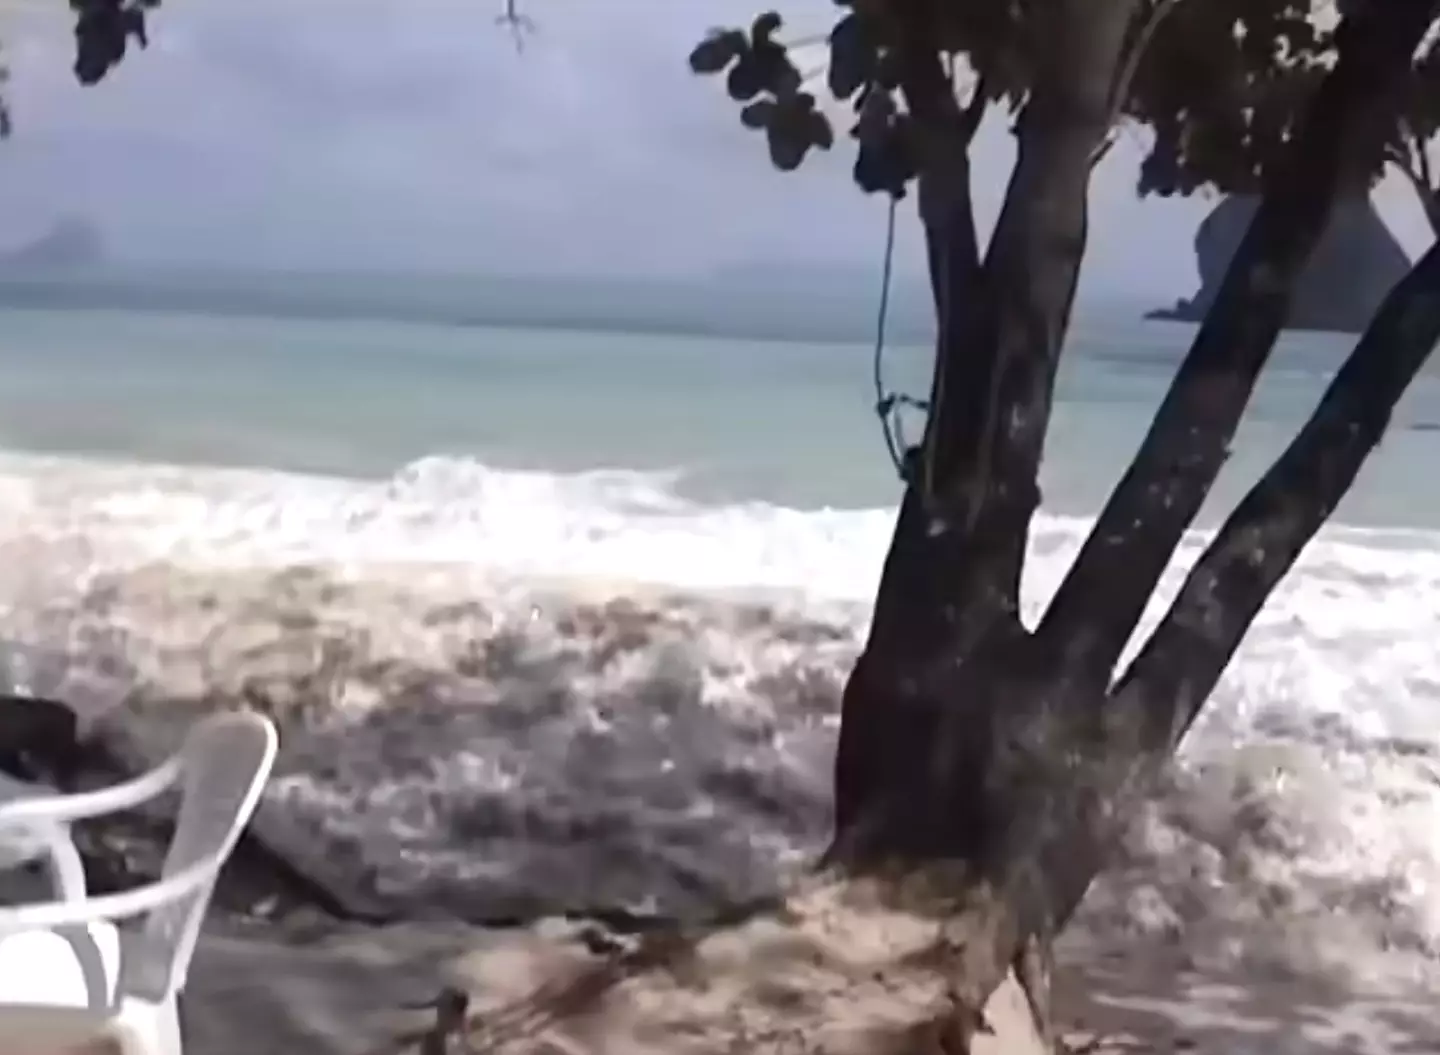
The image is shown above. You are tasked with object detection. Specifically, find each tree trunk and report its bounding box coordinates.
[828,4,1440,1051]
[830,3,1145,1048]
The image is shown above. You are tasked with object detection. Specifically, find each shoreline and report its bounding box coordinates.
[0,454,1437,1050]
[1,546,1436,979]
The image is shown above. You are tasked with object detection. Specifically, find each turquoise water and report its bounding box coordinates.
[2,296,1440,982]
[0,304,1434,525]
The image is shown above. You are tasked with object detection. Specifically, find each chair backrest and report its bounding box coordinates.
[119,711,277,1002]
[0,770,58,870]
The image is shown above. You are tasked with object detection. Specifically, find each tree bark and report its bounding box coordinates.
[1013,232,1440,945]
[830,4,1440,1051]
[833,0,1140,859]
[1038,1,1440,678]
[1113,234,1440,756]
[830,2,1143,1048]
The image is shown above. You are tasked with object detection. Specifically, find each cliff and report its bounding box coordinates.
[0,217,106,273]
[1148,193,1411,334]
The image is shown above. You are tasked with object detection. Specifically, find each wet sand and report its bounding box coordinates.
[5,857,1438,1055]
[175,901,1439,1055]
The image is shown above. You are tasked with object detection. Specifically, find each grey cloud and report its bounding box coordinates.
[0,0,1213,298]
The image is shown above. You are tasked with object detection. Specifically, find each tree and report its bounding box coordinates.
[690,0,1440,1047]
[25,0,1440,1049]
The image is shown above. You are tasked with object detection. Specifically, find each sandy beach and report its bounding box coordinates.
[12,843,1435,1055]
[169,909,1440,1055]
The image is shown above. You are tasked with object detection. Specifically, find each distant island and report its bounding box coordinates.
[0,260,942,345]
[1149,193,1411,334]
[0,217,106,273]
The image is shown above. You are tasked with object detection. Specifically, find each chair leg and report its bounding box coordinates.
[112,997,184,1055]
[47,829,88,901]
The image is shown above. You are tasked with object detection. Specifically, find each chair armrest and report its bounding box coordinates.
[0,757,182,827]
[26,820,88,902]
[0,849,224,930]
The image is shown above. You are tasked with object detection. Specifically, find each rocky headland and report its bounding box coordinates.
[1149,193,1411,335]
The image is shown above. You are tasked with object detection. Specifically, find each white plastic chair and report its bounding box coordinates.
[0,769,89,902]
[0,711,278,1055]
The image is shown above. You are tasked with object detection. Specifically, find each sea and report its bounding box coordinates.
[2,291,1440,992]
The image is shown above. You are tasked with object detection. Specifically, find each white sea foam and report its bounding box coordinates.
[0,450,1437,992]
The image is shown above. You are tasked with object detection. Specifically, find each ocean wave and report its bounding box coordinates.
[0,450,1439,991]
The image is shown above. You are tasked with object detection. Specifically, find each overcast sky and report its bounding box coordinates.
[0,0,1432,302]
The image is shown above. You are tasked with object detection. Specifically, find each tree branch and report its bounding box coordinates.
[959,74,989,145]
[895,36,984,321]
[0,42,11,140]
[876,3,1138,634]
[1092,0,1182,167]
[1391,150,1440,238]
[920,0,1142,615]
[1113,0,1180,114]
[1416,129,1434,190]
[857,19,1004,657]
[1007,243,1440,946]
[1385,123,1440,238]
[1412,128,1440,238]
[1112,234,1440,751]
[1036,1,1440,676]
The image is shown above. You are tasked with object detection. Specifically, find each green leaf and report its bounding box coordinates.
[852,120,915,199]
[740,99,777,129]
[827,14,870,101]
[753,42,801,97]
[751,11,783,47]
[853,85,895,144]
[121,7,148,48]
[688,30,743,75]
[766,121,808,171]
[727,58,766,101]
[807,110,835,150]
[853,141,886,194]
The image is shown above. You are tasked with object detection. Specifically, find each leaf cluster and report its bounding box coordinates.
[0,0,160,139]
[71,0,161,87]
[1127,0,1338,196]
[689,6,921,198]
[689,14,834,175]
[692,0,1431,199]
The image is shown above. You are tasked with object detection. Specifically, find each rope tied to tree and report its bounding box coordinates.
[871,196,932,481]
